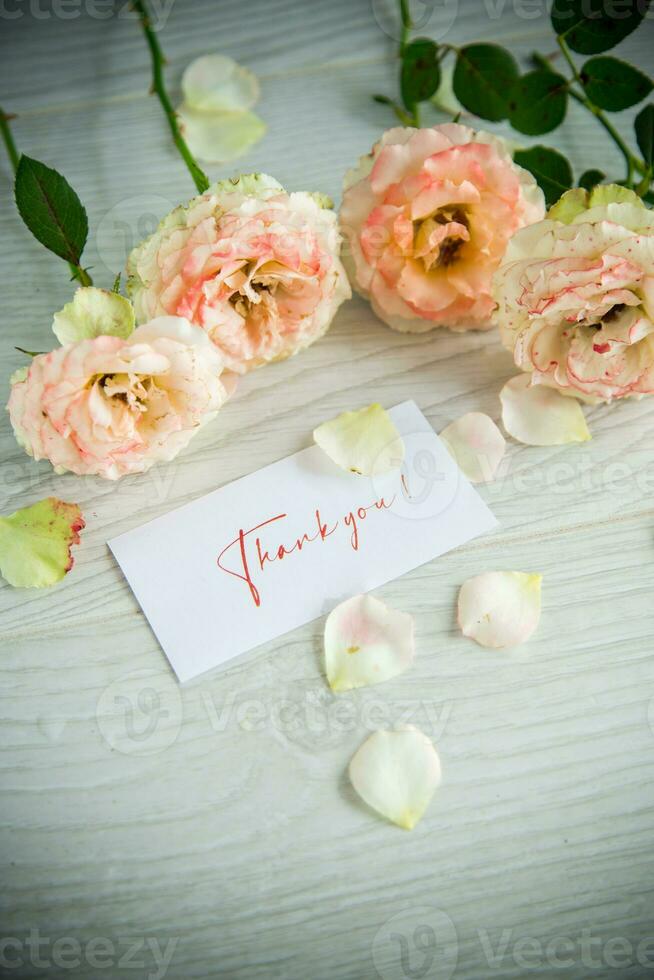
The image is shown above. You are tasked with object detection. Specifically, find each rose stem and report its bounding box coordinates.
[397,0,420,126]
[132,0,210,195]
[1,105,92,286]
[555,35,645,186]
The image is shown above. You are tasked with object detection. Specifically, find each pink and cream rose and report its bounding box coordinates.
[493,186,654,402]
[127,173,351,374]
[8,317,232,480]
[339,123,545,333]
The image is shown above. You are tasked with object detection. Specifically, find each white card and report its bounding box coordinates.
[109,401,497,682]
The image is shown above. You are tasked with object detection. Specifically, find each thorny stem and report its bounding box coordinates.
[1,105,93,286]
[132,0,210,194]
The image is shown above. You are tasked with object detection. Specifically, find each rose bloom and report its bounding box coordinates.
[339,123,544,333]
[8,317,232,480]
[494,185,654,401]
[127,173,351,374]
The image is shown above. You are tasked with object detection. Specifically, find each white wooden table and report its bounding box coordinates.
[2,2,654,978]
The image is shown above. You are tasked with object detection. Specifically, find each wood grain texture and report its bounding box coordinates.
[1,2,654,978]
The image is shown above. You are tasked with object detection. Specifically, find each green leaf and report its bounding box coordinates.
[15,347,44,357]
[551,0,650,54]
[579,168,606,189]
[14,155,88,266]
[635,103,654,165]
[580,56,652,111]
[453,44,520,122]
[514,145,574,207]
[508,70,568,135]
[0,497,84,588]
[400,37,441,111]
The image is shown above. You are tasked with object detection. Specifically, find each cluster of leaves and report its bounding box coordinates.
[376,0,653,206]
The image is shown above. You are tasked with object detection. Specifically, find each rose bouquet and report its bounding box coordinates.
[1,0,653,590]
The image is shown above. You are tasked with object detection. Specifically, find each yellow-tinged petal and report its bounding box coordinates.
[439,412,506,483]
[0,497,84,588]
[547,188,589,224]
[348,726,441,830]
[313,403,405,475]
[458,570,542,648]
[500,375,591,446]
[177,104,266,163]
[182,54,259,113]
[52,287,135,345]
[324,594,414,692]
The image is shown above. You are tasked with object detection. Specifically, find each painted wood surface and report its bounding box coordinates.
[1,2,653,978]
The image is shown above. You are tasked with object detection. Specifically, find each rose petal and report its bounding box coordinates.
[324,594,414,692]
[181,54,259,113]
[457,570,542,648]
[52,287,135,345]
[348,726,441,830]
[313,403,405,475]
[177,104,266,163]
[439,412,506,483]
[500,375,591,446]
[0,497,84,588]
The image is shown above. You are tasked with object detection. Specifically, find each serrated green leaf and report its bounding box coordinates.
[0,497,84,588]
[453,44,520,122]
[580,56,652,111]
[514,145,573,207]
[551,0,650,54]
[579,168,606,190]
[635,103,654,165]
[400,37,441,111]
[15,155,88,266]
[508,70,568,135]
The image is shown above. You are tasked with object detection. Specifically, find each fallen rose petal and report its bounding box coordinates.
[0,497,84,588]
[500,375,591,446]
[52,287,135,345]
[457,570,542,648]
[324,594,414,692]
[349,726,441,830]
[313,403,405,475]
[177,104,266,163]
[182,53,260,113]
[440,412,506,483]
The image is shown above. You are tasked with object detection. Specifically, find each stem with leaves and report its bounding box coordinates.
[555,36,645,186]
[132,0,210,194]
[1,107,92,286]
